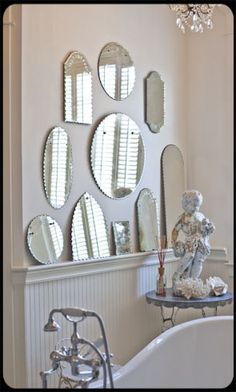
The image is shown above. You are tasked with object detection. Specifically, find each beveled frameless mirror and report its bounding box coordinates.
[64,51,92,124]
[43,126,73,209]
[137,188,160,251]
[91,113,145,199]
[112,221,131,255]
[98,42,136,100]
[27,215,64,264]
[71,192,110,261]
[161,144,185,247]
[145,71,164,133]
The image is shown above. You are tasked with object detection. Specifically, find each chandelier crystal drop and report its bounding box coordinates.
[169,4,218,33]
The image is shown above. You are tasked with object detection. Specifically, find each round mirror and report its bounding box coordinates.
[43,127,73,209]
[91,113,145,199]
[98,42,136,100]
[27,215,64,264]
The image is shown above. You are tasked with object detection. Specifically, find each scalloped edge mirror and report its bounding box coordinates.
[27,214,64,264]
[64,51,93,124]
[43,126,73,209]
[161,144,186,247]
[71,192,110,261]
[137,188,160,251]
[145,71,164,133]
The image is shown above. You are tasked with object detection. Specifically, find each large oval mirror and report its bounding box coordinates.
[161,144,185,247]
[64,51,92,124]
[27,215,64,264]
[98,42,135,100]
[145,71,164,133]
[91,113,145,198]
[137,188,160,251]
[71,192,110,261]
[43,126,73,209]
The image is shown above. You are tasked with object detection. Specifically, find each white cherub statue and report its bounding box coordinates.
[171,190,215,294]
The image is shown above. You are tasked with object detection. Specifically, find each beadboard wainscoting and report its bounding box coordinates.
[12,248,233,388]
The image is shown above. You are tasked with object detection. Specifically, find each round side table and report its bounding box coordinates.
[146,288,233,332]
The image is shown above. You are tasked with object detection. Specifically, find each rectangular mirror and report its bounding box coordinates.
[112,221,131,255]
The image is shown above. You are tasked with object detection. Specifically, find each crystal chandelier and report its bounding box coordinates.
[169,4,218,33]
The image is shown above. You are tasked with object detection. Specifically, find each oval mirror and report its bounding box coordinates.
[27,215,64,264]
[43,126,73,209]
[145,71,164,133]
[137,188,160,251]
[64,51,92,124]
[91,113,145,198]
[71,192,110,261]
[98,42,135,100]
[161,144,185,247]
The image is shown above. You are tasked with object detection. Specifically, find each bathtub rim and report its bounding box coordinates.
[112,315,234,383]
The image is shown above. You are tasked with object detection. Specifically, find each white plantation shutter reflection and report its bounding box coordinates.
[65,75,73,121]
[47,216,64,259]
[93,114,116,197]
[120,66,135,100]
[116,115,139,191]
[49,129,68,208]
[99,64,116,98]
[76,73,92,124]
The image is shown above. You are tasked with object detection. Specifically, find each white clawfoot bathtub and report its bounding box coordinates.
[112,316,233,389]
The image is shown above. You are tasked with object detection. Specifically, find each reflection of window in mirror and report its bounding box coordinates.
[64,51,92,124]
[71,192,110,261]
[91,113,144,199]
[98,42,136,100]
[43,127,72,209]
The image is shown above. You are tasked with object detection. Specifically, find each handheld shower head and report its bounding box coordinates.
[44,309,62,331]
[44,317,60,332]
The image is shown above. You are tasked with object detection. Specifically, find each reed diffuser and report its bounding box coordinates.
[156,235,167,296]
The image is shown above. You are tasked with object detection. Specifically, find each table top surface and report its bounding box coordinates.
[146,288,233,309]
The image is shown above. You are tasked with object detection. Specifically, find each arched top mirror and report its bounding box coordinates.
[145,71,164,133]
[161,144,185,247]
[43,126,73,209]
[98,42,136,100]
[90,113,145,199]
[27,215,64,264]
[137,188,160,251]
[71,192,110,261]
[64,51,92,124]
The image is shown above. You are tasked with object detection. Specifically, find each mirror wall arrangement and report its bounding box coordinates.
[161,144,185,247]
[26,41,187,265]
[112,221,131,255]
[98,42,136,100]
[71,192,110,261]
[64,51,92,124]
[137,188,160,251]
[145,71,164,133]
[43,127,73,209]
[91,113,145,199]
[27,215,64,264]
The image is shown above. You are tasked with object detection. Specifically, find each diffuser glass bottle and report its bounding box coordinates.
[156,265,167,296]
[156,236,167,296]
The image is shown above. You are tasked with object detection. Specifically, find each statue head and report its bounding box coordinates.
[182,190,203,214]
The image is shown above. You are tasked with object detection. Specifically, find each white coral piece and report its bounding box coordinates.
[174,278,211,299]
[206,276,228,296]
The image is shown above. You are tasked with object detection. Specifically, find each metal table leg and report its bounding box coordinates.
[160,306,179,332]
